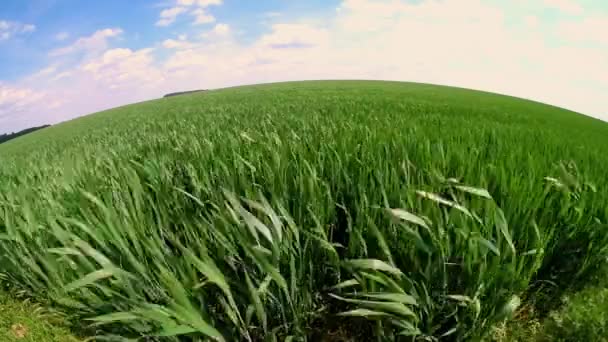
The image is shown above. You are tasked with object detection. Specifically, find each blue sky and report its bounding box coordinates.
[1,0,607,133]
[0,0,339,80]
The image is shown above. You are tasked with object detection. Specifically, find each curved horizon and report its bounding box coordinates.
[1,0,607,133]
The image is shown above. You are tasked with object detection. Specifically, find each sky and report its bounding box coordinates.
[0,0,607,134]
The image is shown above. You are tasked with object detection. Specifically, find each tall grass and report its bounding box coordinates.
[1,81,608,340]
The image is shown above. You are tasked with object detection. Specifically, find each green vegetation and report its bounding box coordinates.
[1,80,608,340]
[540,285,608,341]
[0,292,78,341]
[0,125,51,145]
[496,272,608,342]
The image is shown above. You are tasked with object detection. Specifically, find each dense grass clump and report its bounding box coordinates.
[1,81,608,340]
[540,285,608,341]
[497,272,608,342]
[0,291,78,341]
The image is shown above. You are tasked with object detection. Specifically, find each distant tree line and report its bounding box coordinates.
[163,89,207,98]
[0,125,51,145]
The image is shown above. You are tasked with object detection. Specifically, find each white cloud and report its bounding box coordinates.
[558,15,608,47]
[198,23,232,42]
[258,24,329,49]
[191,8,215,25]
[156,7,187,27]
[209,23,230,36]
[543,0,584,15]
[178,0,222,6]
[0,84,42,113]
[81,48,164,89]
[0,20,36,41]
[50,28,123,56]
[157,0,222,26]
[23,24,36,32]
[197,0,222,6]
[31,66,57,78]
[524,15,540,29]
[1,45,167,132]
[55,31,70,41]
[162,38,196,49]
[164,49,209,70]
[0,83,47,130]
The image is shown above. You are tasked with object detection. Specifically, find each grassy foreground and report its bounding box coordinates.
[1,80,608,341]
[0,292,78,341]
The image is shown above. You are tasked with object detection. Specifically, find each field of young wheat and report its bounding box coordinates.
[1,81,607,341]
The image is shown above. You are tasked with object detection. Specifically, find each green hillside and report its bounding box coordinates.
[1,80,608,341]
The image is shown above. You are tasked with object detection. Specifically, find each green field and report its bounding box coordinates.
[1,80,608,341]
